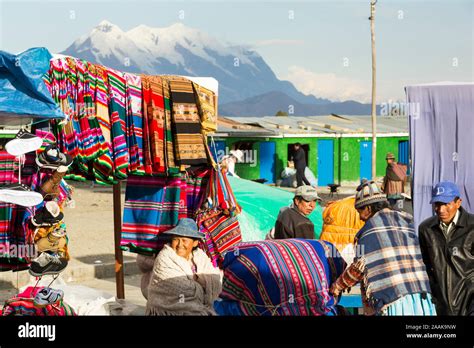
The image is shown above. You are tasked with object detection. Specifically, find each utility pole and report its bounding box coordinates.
[370,0,377,180]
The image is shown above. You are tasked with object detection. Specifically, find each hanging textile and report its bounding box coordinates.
[168,77,208,167]
[107,68,129,180]
[124,73,143,174]
[121,168,212,255]
[192,82,218,133]
[196,168,242,266]
[162,78,179,174]
[0,149,38,271]
[141,75,165,174]
[121,175,185,254]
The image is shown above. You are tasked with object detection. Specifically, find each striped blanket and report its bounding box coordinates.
[121,170,210,255]
[121,175,184,254]
[355,209,431,312]
[168,77,208,166]
[219,239,345,316]
[0,149,38,271]
[142,75,165,173]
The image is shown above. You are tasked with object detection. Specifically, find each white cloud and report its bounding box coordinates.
[253,39,305,47]
[284,66,374,103]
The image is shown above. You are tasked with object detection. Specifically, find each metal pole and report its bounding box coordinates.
[113,181,125,299]
[370,0,378,180]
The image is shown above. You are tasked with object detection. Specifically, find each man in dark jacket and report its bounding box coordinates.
[274,186,321,239]
[291,143,310,187]
[418,181,474,316]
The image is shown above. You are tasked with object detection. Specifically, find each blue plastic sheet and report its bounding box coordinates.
[0,47,65,125]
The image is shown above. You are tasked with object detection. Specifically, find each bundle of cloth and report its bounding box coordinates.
[319,196,365,264]
[279,167,317,187]
[216,239,346,316]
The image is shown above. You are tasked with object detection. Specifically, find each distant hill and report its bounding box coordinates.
[220,91,380,116]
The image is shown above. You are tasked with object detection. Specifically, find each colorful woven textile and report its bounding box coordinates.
[121,175,185,254]
[0,149,38,271]
[185,167,211,217]
[162,78,178,173]
[107,68,129,180]
[193,82,218,133]
[121,169,212,255]
[219,239,345,316]
[354,209,431,312]
[2,286,76,316]
[142,75,165,173]
[169,77,208,166]
[124,73,143,174]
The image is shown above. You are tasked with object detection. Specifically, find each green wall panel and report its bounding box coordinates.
[214,135,409,184]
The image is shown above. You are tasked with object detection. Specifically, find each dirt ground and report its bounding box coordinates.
[63,181,133,261]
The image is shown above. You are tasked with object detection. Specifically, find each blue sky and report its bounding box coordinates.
[1,0,472,102]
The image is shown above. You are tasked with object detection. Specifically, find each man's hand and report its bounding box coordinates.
[329,283,340,297]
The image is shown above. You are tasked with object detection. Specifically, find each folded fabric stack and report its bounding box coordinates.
[218,239,346,316]
[42,56,217,183]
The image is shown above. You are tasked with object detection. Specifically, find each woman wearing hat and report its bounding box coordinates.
[330,180,436,315]
[219,149,243,178]
[145,218,222,315]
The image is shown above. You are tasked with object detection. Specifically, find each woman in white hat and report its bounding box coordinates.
[220,150,243,178]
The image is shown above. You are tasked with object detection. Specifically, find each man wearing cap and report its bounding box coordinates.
[273,186,321,239]
[145,218,222,315]
[381,152,407,210]
[330,180,436,316]
[418,181,474,316]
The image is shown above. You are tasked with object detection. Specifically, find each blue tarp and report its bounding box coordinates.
[0,47,65,125]
[406,83,474,229]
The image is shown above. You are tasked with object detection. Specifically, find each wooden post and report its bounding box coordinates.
[113,181,125,299]
[370,0,378,180]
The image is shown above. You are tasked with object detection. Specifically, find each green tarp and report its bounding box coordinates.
[227,176,323,241]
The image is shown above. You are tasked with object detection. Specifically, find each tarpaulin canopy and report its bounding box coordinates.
[406,82,474,229]
[227,176,323,241]
[0,47,66,125]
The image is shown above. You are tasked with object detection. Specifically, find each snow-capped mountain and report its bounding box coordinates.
[61,20,328,105]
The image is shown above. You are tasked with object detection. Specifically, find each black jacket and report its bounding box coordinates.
[274,206,315,239]
[292,148,306,169]
[418,206,474,315]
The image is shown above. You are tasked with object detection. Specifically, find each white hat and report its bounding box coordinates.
[229,150,244,162]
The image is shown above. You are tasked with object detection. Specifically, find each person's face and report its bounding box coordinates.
[386,159,394,165]
[294,144,300,150]
[356,205,372,222]
[295,198,316,216]
[170,236,199,259]
[434,199,461,224]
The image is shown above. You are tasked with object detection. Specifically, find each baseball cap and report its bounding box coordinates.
[430,181,460,204]
[295,186,321,202]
